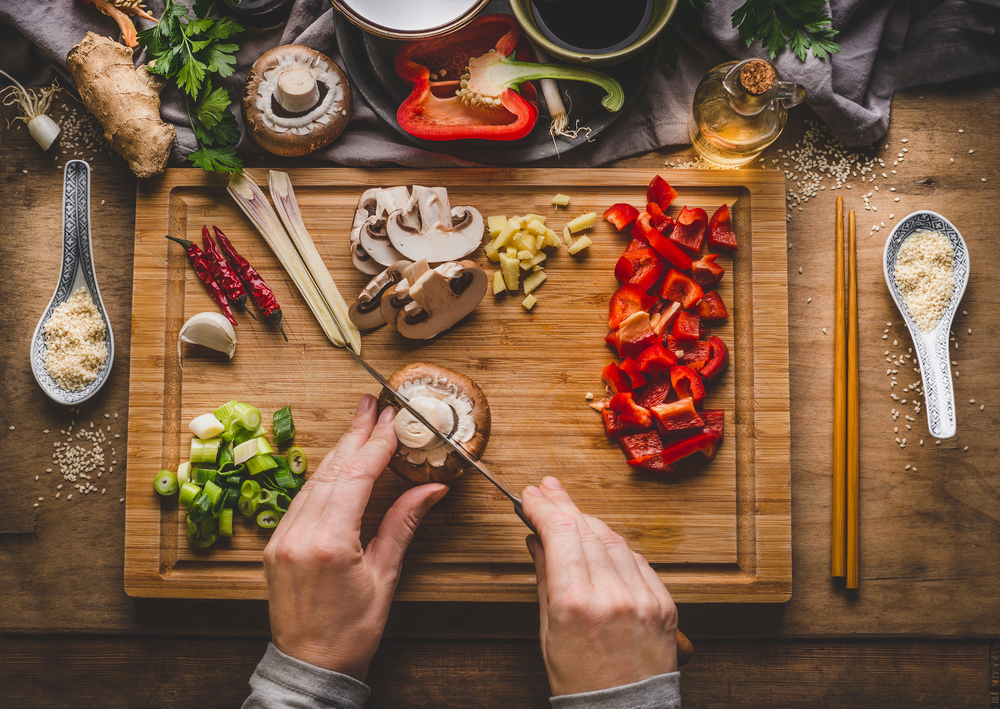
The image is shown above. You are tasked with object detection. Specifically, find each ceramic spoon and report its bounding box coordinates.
[883,210,970,439]
[30,159,114,405]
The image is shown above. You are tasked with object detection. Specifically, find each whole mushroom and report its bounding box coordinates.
[378,363,491,484]
[242,44,351,157]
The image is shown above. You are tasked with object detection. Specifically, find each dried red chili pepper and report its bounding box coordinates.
[212,226,287,341]
[164,235,238,327]
[201,226,254,318]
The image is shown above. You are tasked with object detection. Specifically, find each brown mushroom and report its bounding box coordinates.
[242,44,351,157]
[379,259,487,339]
[348,260,413,330]
[377,362,491,484]
[385,186,484,262]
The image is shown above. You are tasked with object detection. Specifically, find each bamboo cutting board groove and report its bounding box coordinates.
[125,168,791,602]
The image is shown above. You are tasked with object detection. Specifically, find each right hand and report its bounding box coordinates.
[522,476,679,697]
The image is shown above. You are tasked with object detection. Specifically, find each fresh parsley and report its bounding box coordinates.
[731,0,840,61]
[138,0,244,173]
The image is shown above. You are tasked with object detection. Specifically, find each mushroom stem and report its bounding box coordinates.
[274,68,320,113]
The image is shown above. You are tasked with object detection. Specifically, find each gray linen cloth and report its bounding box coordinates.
[0,0,998,166]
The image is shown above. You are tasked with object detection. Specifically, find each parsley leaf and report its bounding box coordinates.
[731,0,840,60]
[137,0,244,173]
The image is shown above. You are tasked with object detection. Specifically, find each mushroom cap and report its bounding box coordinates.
[378,362,491,484]
[242,44,352,158]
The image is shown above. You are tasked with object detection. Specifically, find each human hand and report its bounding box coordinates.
[263,394,449,681]
[522,476,679,697]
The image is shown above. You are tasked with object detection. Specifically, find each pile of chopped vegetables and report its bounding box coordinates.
[154,401,305,548]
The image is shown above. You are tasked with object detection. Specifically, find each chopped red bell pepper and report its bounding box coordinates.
[635,342,678,378]
[609,392,653,430]
[619,430,663,461]
[634,377,674,409]
[601,408,627,437]
[670,365,706,408]
[603,203,640,232]
[394,15,540,141]
[646,175,679,211]
[608,283,657,329]
[668,206,708,256]
[614,239,665,291]
[605,311,658,358]
[645,202,674,233]
[708,204,738,251]
[691,253,725,289]
[699,409,724,437]
[665,335,711,369]
[602,361,633,395]
[695,290,729,320]
[660,428,723,465]
[648,300,681,337]
[658,269,704,308]
[700,336,730,384]
[627,451,677,474]
[619,357,647,388]
[633,214,693,271]
[651,397,704,432]
[672,311,700,342]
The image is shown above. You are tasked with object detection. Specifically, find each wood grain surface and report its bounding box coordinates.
[125,167,791,602]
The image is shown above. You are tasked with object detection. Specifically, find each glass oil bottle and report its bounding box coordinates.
[689,58,806,167]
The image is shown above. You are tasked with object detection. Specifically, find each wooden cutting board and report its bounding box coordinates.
[125,168,790,602]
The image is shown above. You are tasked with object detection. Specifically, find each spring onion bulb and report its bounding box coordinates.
[268,171,362,354]
[0,70,61,150]
[526,43,568,138]
[177,312,236,370]
[228,172,361,354]
[189,413,225,439]
[154,470,178,496]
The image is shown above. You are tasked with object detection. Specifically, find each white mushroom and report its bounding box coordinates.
[348,260,413,330]
[358,186,411,267]
[350,188,384,275]
[382,260,487,340]
[385,186,484,263]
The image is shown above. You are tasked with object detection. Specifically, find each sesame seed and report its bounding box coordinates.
[901,139,908,143]
[970,399,975,404]
[8,426,13,431]
[807,298,812,303]
[119,498,125,503]
[959,129,964,133]
[936,440,941,445]
[982,178,987,183]
[822,328,827,334]
[969,149,974,154]
[964,446,969,451]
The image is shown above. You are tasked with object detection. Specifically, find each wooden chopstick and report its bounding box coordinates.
[846,210,860,589]
[832,197,847,577]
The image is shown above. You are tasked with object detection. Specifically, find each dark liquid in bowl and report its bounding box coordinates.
[218,0,294,27]
[530,0,654,54]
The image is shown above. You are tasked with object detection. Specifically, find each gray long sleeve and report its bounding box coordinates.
[549,672,682,709]
[242,643,371,709]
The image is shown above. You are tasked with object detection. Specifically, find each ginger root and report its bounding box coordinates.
[67,32,175,179]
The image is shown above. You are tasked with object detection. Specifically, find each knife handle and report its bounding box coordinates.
[676,629,694,667]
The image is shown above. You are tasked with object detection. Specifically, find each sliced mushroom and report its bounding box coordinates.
[386,260,487,340]
[242,45,351,157]
[377,362,491,484]
[348,260,413,330]
[385,185,484,263]
[359,186,410,267]
[350,188,384,275]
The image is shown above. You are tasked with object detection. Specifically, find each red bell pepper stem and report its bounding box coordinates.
[164,235,238,327]
[201,226,254,318]
[213,226,287,342]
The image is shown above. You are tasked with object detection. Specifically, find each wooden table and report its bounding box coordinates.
[1,75,997,708]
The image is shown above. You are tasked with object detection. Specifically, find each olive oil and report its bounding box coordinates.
[530,0,653,54]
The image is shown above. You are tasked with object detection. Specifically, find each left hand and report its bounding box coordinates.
[262,395,449,681]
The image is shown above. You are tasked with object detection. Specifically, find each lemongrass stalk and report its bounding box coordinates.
[267,170,361,354]
[228,172,356,352]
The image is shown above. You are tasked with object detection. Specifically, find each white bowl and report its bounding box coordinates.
[330,0,491,39]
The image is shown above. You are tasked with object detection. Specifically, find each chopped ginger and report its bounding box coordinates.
[488,215,507,237]
[523,270,546,295]
[563,225,573,246]
[551,193,571,206]
[567,212,597,233]
[522,294,537,310]
[568,235,592,254]
[492,270,506,294]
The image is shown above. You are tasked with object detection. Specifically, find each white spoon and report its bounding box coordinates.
[883,211,970,439]
[30,160,114,405]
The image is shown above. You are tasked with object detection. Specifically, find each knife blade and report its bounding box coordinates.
[338,344,535,533]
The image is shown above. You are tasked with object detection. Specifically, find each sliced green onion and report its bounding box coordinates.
[235,404,263,431]
[232,423,266,446]
[190,437,222,464]
[202,480,223,505]
[274,466,305,491]
[198,514,217,537]
[239,479,262,517]
[219,508,234,537]
[176,461,192,485]
[222,486,241,509]
[211,489,228,518]
[187,530,218,548]
[189,413,225,439]
[267,491,292,513]
[246,453,278,476]
[154,470,178,496]
[179,481,202,507]
[193,467,218,485]
[286,446,307,475]
[272,405,295,444]
[213,400,240,425]
[187,492,213,523]
[218,441,235,470]
[238,493,260,517]
[256,509,282,528]
[258,488,273,507]
[234,436,273,465]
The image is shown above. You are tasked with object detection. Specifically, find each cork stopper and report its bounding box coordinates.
[740,60,775,95]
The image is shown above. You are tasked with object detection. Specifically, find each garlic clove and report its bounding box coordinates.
[177,311,237,370]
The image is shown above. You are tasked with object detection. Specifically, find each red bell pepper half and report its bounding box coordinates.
[651,397,704,432]
[672,311,700,342]
[608,283,657,329]
[633,214,693,271]
[635,342,678,378]
[609,392,653,430]
[646,175,679,211]
[700,336,730,384]
[670,365,706,408]
[614,239,665,291]
[695,290,729,320]
[394,14,624,142]
[668,206,708,256]
[691,253,725,289]
[603,203,639,232]
[619,357,647,389]
[658,269,704,308]
[708,204,738,251]
[602,361,633,395]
